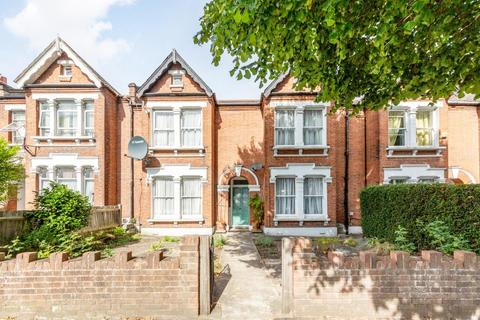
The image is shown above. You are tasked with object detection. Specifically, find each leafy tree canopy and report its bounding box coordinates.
[195,0,480,112]
[0,138,24,203]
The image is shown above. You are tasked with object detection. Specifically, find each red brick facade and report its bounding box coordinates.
[3,37,476,236]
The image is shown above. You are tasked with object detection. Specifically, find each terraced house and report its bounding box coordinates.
[2,37,478,236]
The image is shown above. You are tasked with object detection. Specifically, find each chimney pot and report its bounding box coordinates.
[0,75,7,85]
[128,83,137,98]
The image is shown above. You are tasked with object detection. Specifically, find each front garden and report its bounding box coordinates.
[1,183,139,259]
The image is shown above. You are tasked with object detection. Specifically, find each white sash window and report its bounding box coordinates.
[304,177,324,215]
[153,111,174,147]
[181,110,202,147]
[388,111,407,146]
[56,101,78,137]
[83,167,95,203]
[11,111,25,144]
[303,110,324,145]
[275,109,295,146]
[181,178,202,216]
[416,110,433,146]
[153,178,174,217]
[39,102,51,136]
[275,178,296,215]
[83,101,94,137]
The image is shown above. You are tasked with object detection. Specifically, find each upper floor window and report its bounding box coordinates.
[388,106,438,148]
[153,111,174,147]
[275,109,295,146]
[39,100,94,137]
[62,65,72,77]
[172,74,183,86]
[181,110,202,147]
[10,110,25,145]
[303,110,324,145]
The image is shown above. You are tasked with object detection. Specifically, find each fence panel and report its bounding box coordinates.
[0,211,27,244]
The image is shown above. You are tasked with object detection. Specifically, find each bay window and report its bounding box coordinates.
[304,177,324,215]
[275,109,295,146]
[55,167,77,189]
[83,167,94,203]
[153,111,174,147]
[153,178,174,217]
[56,101,77,136]
[275,178,296,215]
[303,109,324,145]
[181,110,202,147]
[39,102,51,136]
[181,178,202,216]
[83,101,94,137]
[38,167,50,192]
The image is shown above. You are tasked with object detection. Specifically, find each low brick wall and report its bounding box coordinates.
[282,238,480,320]
[0,236,208,319]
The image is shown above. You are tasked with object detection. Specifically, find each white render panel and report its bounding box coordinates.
[383,164,445,183]
[141,227,214,236]
[263,227,337,237]
[31,93,99,100]
[30,153,99,172]
[146,164,208,183]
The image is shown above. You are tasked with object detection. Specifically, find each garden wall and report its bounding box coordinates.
[282,238,480,320]
[0,236,211,319]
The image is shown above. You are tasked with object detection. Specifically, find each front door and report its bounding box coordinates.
[231,187,250,226]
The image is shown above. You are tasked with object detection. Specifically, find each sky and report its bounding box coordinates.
[0,0,263,99]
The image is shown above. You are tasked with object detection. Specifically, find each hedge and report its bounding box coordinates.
[360,183,480,254]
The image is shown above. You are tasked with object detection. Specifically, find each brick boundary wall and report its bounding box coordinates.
[282,238,480,320]
[0,236,211,319]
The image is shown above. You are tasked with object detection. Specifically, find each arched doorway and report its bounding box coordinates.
[217,164,261,231]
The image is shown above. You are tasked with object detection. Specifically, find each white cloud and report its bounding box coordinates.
[4,0,135,64]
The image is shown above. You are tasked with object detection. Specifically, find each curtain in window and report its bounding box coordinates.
[56,167,77,190]
[275,110,295,145]
[181,178,201,216]
[11,111,25,144]
[84,102,94,137]
[57,102,77,136]
[181,110,201,147]
[153,111,174,146]
[304,178,323,215]
[83,167,94,203]
[303,110,323,145]
[388,111,406,146]
[153,178,174,217]
[39,103,51,136]
[275,178,295,215]
[416,111,433,146]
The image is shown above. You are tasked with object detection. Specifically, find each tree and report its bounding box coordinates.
[0,138,24,204]
[194,0,480,112]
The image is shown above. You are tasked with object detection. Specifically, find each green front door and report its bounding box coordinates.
[232,187,250,226]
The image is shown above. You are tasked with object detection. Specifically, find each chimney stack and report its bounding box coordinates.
[128,83,137,98]
[0,74,7,85]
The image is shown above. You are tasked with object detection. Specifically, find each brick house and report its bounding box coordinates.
[2,37,476,236]
[0,37,120,210]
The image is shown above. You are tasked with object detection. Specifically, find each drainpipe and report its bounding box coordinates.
[344,111,350,235]
[128,83,137,221]
[364,108,368,187]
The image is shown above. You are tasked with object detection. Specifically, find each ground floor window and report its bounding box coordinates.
[181,178,202,216]
[304,177,324,215]
[38,166,94,203]
[152,178,174,218]
[275,178,296,215]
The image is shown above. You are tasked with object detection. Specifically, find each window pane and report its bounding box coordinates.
[388,111,406,146]
[39,102,51,136]
[84,102,94,137]
[172,74,182,86]
[57,101,78,136]
[304,110,323,145]
[11,111,25,144]
[304,178,323,215]
[153,178,174,217]
[181,178,201,216]
[181,110,201,147]
[56,167,77,190]
[153,111,174,146]
[275,178,295,215]
[416,110,433,146]
[275,110,295,145]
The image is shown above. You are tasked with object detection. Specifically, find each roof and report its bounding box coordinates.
[137,49,214,97]
[0,83,25,99]
[217,99,260,106]
[14,37,120,96]
[447,93,480,106]
[262,73,289,98]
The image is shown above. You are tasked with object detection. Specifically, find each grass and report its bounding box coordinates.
[254,235,275,247]
[148,235,181,252]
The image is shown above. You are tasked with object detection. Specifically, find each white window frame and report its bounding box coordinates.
[83,101,94,137]
[152,177,175,219]
[152,110,175,147]
[274,108,296,146]
[387,102,441,149]
[180,177,203,217]
[275,177,296,216]
[168,69,185,88]
[270,164,331,223]
[39,101,52,136]
[55,100,78,137]
[383,164,445,184]
[303,176,325,216]
[38,167,50,193]
[55,166,77,190]
[388,110,407,147]
[62,65,72,77]
[83,166,95,204]
[271,101,329,149]
[303,108,325,146]
[180,109,203,148]
[10,110,25,145]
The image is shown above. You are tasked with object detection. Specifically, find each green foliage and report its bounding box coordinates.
[213,234,227,248]
[361,184,480,254]
[161,236,180,243]
[149,241,164,252]
[393,226,416,253]
[367,238,394,255]
[424,220,471,255]
[254,235,274,248]
[0,138,25,203]
[30,182,91,235]
[195,1,480,112]
[249,194,264,226]
[343,237,358,247]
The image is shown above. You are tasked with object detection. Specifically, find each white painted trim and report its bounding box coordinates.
[263,227,337,237]
[145,101,207,109]
[30,153,99,173]
[146,164,208,183]
[388,100,443,109]
[32,93,99,100]
[4,104,26,111]
[271,100,330,108]
[348,226,363,235]
[141,227,214,236]
[383,164,445,184]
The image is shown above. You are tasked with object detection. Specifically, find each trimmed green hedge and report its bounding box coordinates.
[360,184,480,254]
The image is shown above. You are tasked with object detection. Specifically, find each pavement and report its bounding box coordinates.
[206,232,283,320]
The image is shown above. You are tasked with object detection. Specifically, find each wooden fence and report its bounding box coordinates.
[0,205,122,244]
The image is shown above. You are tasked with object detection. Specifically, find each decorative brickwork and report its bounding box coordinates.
[282,238,480,319]
[0,236,204,319]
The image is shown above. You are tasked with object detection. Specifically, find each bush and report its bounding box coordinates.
[254,235,274,247]
[213,234,227,248]
[361,184,480,254]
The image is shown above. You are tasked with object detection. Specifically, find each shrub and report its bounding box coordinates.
[424,220,471,255]
[249,194,264,228]
[254,235,274,247]
[343,237,358,247]
[361,184,480,254]
[213,234,227,248]
[393,225,416,253]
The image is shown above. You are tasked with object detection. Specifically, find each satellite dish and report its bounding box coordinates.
[128,136,148,160]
